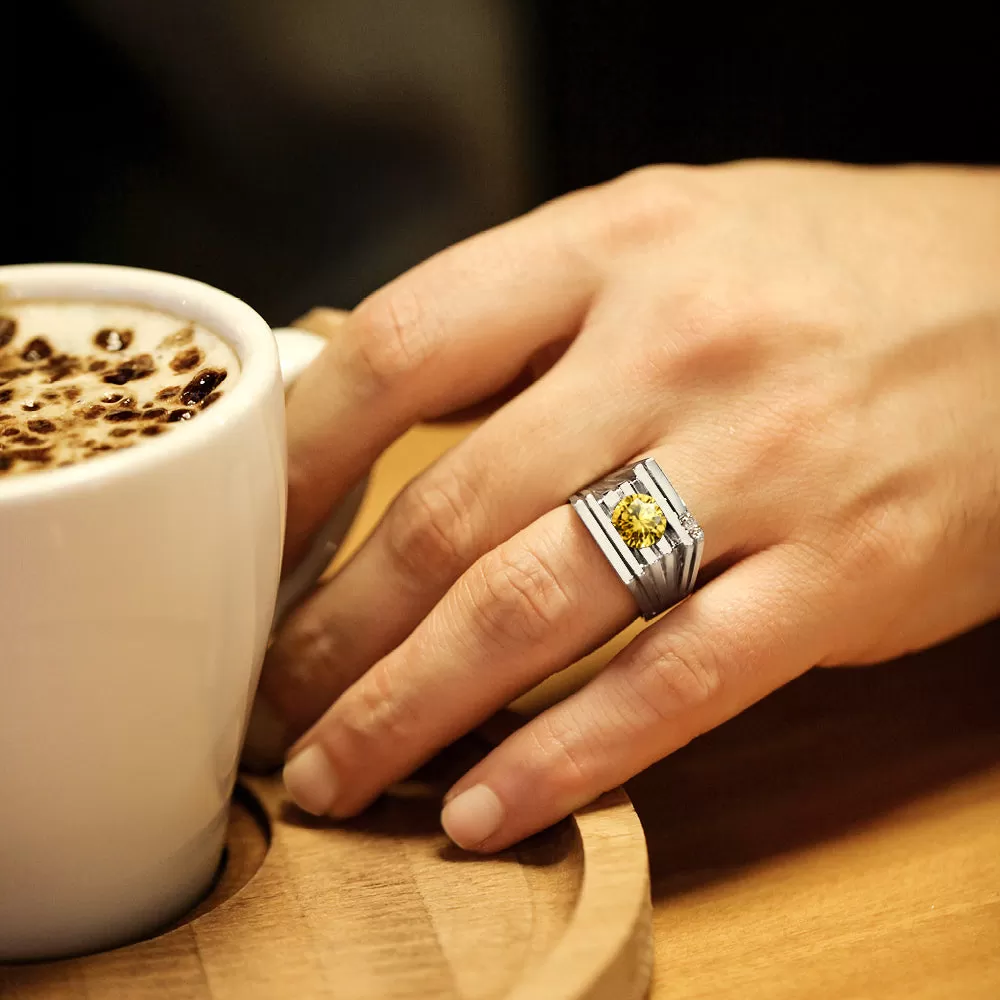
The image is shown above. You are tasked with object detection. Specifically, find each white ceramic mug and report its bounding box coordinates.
[0,264,360,961]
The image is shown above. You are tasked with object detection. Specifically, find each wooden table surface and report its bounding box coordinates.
[335,421,1000,999]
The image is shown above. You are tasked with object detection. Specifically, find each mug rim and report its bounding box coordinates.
[0,263,279,505]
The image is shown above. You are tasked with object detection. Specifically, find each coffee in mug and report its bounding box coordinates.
[0,300,239,477]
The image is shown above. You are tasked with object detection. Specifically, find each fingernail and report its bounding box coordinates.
[441,784,504,849]
[242,696,290,773]
[283,744,339,816]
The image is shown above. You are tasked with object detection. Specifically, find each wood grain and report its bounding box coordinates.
[631,621,1000,999]
[0,732,651,1000]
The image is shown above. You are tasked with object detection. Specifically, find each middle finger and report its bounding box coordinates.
[252,354,652,762]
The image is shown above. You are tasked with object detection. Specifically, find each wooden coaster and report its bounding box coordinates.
[1,733,652,1000]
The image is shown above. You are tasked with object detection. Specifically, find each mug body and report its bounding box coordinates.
[0,264,286,960]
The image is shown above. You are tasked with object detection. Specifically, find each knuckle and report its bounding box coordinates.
[842,491,938,582]
[351,286,440,389]
[742,377,840,467]
[595,165,708,253]
[889,496,942,567]
[338,659,419,751]
[276,611,344,694]
[544,165,708,268]
[469,542,574,647]
[385,473,483,585]
[639,286,777,393]
[648,264,845,375]
[529,715,594,795]
[678,285,781,350]
[630,630,724,721]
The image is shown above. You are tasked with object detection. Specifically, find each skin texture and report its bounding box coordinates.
[246,160,1000,852]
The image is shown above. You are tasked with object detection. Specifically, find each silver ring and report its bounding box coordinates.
[570,458,704,620]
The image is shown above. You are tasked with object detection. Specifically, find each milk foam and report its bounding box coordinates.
[0,300,240,478]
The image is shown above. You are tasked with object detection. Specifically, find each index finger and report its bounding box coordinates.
[286,205,596,559]
[282,205,599,564]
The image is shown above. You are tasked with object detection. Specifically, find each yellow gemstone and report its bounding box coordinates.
[610,493,667,548]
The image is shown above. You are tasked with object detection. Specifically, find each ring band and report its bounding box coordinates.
[569,458,704,620]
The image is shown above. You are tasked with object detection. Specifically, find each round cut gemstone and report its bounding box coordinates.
[611,493,667,548]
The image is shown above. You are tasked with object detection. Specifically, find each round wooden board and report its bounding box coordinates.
[1,732,652,1000]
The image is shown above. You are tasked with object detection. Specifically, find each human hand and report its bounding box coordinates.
[248,161,1000,851]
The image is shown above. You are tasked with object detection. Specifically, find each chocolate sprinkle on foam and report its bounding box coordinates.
[22,338,54,363]
[94,328,133,352]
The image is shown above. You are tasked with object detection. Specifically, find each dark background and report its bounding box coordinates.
[7,2,999,323]
[533,6,1000,181]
